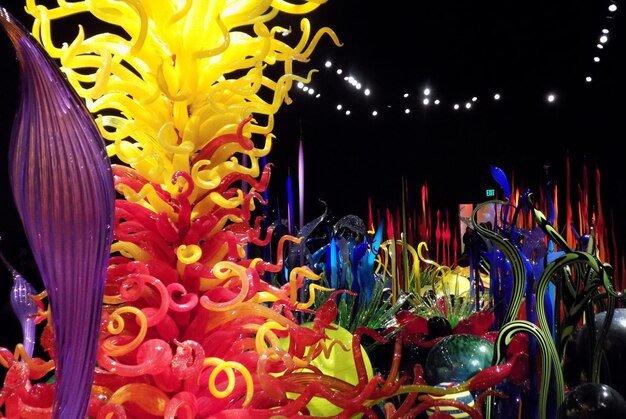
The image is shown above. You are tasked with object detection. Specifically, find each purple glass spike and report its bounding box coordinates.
[0,8,115,418]
[2,253,38,358]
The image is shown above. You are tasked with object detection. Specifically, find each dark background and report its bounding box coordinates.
[266,1,626,222]
[1,1,625,358]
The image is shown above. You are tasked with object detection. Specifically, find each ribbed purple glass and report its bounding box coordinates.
[2,253,38,358]
[0,8,115,418]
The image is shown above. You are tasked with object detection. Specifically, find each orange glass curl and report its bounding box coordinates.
[117,273,170,327]
[98,338,172,377]
[203,357,254,407]
[163,391,197,419]
[106,383,170,417]
[101,306,148,357]
[166,283,199,312]
[0,345,54,379]
[199,261,251,311]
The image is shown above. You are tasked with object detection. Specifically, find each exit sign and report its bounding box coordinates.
[485,189,495,197]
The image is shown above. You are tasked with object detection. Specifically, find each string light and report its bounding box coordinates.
[291,1,619,118]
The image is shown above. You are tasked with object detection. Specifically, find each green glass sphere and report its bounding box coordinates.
[424,334,494,385]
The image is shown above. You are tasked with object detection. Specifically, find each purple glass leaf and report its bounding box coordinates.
[2,253,38,358]
[0,8,115,418]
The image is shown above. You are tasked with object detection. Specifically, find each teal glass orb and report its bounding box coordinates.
[424,334,494,385]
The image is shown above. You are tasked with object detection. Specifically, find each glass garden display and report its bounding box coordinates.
[0,2,624,418]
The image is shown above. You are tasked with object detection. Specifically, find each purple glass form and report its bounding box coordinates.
[0,7,115,418]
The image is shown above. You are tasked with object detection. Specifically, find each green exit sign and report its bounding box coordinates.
[486,189,495,197]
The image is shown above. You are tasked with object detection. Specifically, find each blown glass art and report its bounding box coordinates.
[0,1,625,418]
